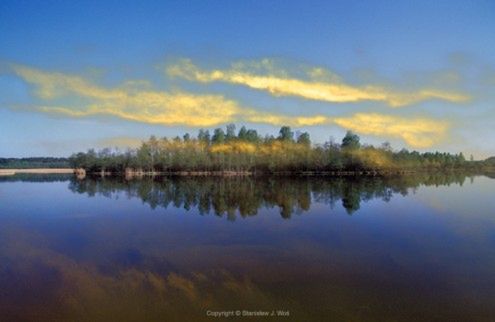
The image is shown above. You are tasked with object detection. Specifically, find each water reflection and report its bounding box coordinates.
[0,173,73,182]
[0,173,494,321]
[68,172,472,217]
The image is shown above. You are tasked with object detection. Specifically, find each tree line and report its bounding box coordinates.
[68,125,488,174]
[0,157,70,169]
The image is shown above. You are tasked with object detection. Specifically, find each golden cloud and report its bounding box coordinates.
[167,59,469,107]
[13,65,127,100]
[13,65,242,127]
[333,113,449,148]
[12,64,449,148]
[242,110,331,127]
[12,64,334,128]
[96,137,144,149]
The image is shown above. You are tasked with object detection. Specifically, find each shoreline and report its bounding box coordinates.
[0,168,490,178]
[0,168,73,176]
[77,169,415,178]
[78,168,481,178]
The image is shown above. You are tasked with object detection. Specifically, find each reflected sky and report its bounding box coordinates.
[0,174,494,321]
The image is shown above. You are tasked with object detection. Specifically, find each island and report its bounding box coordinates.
[61,125,493,178]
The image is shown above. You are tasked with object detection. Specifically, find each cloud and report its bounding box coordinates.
[242,110,331,127]
[167,59,470,107]
[333,113,449,148]
[96,137,144,149]
[11,64,334,129]
[11,64,449,148]
[12,65,242,127]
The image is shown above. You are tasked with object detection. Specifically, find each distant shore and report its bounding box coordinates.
[0,168,73,176]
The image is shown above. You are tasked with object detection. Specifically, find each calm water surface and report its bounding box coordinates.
[0,174,494,321]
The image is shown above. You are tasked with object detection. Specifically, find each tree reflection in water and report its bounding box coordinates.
[68,172,471,217]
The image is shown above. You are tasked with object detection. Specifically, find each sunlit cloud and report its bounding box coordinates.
[167,59,470,107]
[242,110,331,127]
[11,64,449,148]
[333,113,449,148]
[12,65,242,127]
[13,65,127,100]
[96,137,144,149]
[12,64,334,129]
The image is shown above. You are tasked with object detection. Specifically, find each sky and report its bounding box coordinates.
[0,0,494,158]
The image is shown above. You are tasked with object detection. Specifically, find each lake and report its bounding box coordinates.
[0,173,494,321]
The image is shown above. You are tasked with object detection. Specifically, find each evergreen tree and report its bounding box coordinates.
[341,131,360,150]
[278,126,294,142]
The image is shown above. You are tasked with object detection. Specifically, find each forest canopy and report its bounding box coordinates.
[67,125,487,174]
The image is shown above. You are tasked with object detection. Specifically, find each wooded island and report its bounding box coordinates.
[67,125,493,176]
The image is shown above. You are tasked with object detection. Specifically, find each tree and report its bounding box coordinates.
[212,128,225,144]
[245,129,259,143]
[297,132,311,146]
[136,144,152,171]
[380,141,392,152]
[238,126,248,140]
[278,126,294,142]
[198,129,210,144]
[226,124,236,141]
[341,131,360,150]
[69,152,87,169]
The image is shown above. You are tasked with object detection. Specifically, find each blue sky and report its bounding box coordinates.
[1,0,494,158]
